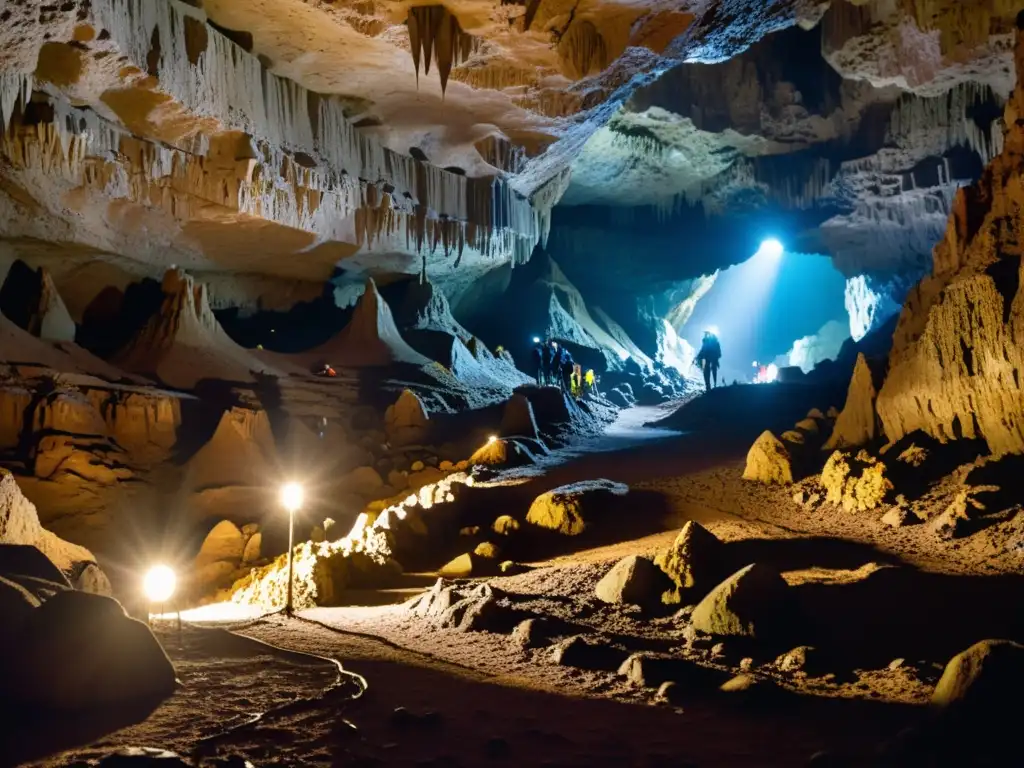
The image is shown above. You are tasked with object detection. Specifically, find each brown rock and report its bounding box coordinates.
[525,479,628,536]
[742,431,793,485]
[242,532,262,563]
[492,515,520,535]
[826,354,886,450]
[594,555,671,606]
[385,390,430,447]
[654,521,723,603]
[691,563,792,639]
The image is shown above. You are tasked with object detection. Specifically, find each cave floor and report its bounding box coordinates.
[26,403,1024,767]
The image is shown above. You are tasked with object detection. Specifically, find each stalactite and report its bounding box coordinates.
[558,20,607,79]
[0,72,32,133]
[887,82,1005,164]
[405,6,478,96]
[86,0,539,262]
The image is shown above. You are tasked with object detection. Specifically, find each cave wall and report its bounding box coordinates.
[875,13,1024,456]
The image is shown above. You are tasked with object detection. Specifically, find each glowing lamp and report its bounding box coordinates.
[143,565,176,603]
[760,238,784,259]
[532,336,541,344]
[487,435,498,444]
[281,482,304,513]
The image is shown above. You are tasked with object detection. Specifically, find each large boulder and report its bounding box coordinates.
[500,394,539,440]
[195,520,245,567]
[690,563,792,639]
[525,479,628,536]
[193,520,246,592]
[654,521,725,604]
[0,468,107,583]
[932,640,1024,721]
[594,555,672,607]
[0,590,176,710]
[385,389,430,447]
[742,431,794,485]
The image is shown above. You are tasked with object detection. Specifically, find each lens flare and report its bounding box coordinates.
[760,238,784,259]
[281,482,304,513]
[143,565,176,603]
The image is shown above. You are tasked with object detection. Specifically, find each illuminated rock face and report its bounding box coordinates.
[876,19,1024,457]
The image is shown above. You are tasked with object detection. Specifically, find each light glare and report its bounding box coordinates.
[143,565,176,603]
[281,482,304,513]
[487,435,498,444]
[760,238,784,259]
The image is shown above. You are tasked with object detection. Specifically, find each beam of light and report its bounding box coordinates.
[143,565,176,603]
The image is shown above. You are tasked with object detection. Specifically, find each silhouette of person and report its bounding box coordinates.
[532,339,546,384]
[695,330,722,392]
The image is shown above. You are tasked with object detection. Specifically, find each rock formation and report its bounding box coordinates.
[114,270,281,389]
[826,353,886,450]
[0,261,76,342]
[306,279,429,369]
[875,18,1024,457]
[0,468,108,585]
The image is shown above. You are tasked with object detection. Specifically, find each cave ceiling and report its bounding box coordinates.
[0,0,1017,313]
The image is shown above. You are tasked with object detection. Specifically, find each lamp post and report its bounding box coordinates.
[281,482,304,616]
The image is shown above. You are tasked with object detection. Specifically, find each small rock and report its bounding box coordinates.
[473,541,501,559]
[710,642,726,658]
[411,460,425,472]
[618,653,715,688]
[459,526,481,537]
[241,523,260,536]
[881,507,913,528]
[511,618,550,649]
[776,646,826,676]
[438,553,476,579]
[929,492,972,540]
[654,521,724,604]
[888,658,906,671]
[594,555,671,607]
[492,515,520,536]
[498,560,524,574]
[739,657,754,671]
[551,636,623,671]
[742,431,793,485]
[439,460,455,472]
[655,680,685,706]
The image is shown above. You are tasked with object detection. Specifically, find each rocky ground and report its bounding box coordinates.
[23,399,1024,767]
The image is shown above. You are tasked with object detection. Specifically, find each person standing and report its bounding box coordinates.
[532,338,546,384]
[695,330,722,392]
